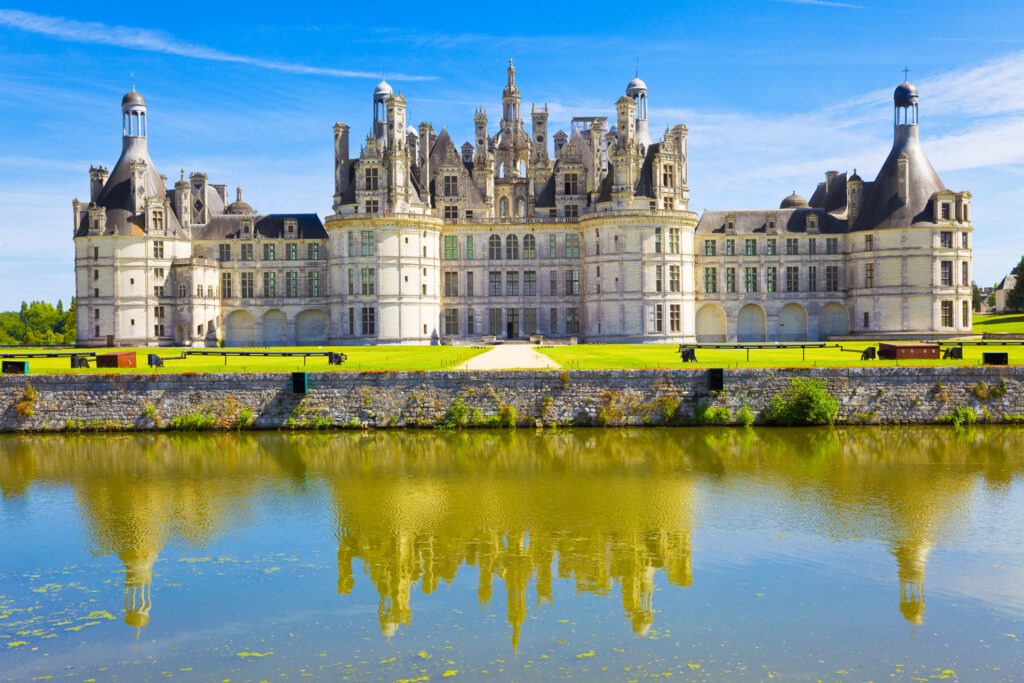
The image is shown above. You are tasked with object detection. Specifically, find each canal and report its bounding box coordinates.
[1,428,1022,680]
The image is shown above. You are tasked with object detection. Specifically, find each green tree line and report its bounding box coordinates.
[0,299,76,346]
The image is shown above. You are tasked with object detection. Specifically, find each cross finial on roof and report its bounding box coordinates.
[903,66,910,81]
[635,57,639,78]
[130,71,135,91]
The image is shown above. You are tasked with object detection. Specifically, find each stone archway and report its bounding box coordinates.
[224,311,255,347]
[737,304,766,342]
[777,303,808,342]
[295,310,329,345]
[695,304,727,342]
[263,309,287,346]
[820,302,850,337]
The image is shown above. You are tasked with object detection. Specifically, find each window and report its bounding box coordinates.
[725,239,735,256]
[654,304,663,333]
[864,312,870,329]
[941,300,954,327]
[726,268,736,293]
[941,203,950,220]
[523,308,538,335]
[523,234,537,259]
[443,236,458,259]
[218,244,231,261]
[307,242,320,260]
[466,272,474,296]
[263,243,276,261]
[808,238,817,256]
[506,272,519,296]
[152,241,164,259]
[550,308,558,334]
[865,235,874,251]
[940,261,953,286]
[565,234,580,259]
[444,205,459,222]
[662,164,674,187]
[220,273,232,298]
[669,265,680,293]
[364,167,379,190]
[467,308,475,335]
[766,266,777,292]
[466,235,475,260]
[347,269,354,295]
[961,232,968,249]
[360,268,376,295]
[488,308,503,336]
[361,231,375,256]
[506,235,519,260]
[443,175,458,196]
[178,283,186,298]
[348,308,354,336]
[663,197,673,210]
[786,238,799,255]
[962,261,969,287]
[766,239,777,256]
[525,271,537,296]
[548,235,557,258]
[444,271,459,297]
[286,271,299,297]
[826,238,839,255]
[808,266,817,292]
[263,271,276,297]
[347,231,355,257]
[307,271,321,297]
[564,205,579,218]
[669,304,681,332]
[361,307,376,335]
[566,308,580,334]
[963,300,970,327]
[566,270,580,295]
[655,265,663,293]
[93,246,99,259]
[865,263,875,288]
[940,231,953,248]
[668,228,680,254]
[154,285,164,298]
[704,267,717,293]
[197,284,203,298]
[549,271,558,296]
[444,308,459,336]
[563,173,579,195]
[704,239,716,256]
[465,210,473,220]
[488,271,501,296]
[281,243,295,261]
[488,234,502,260]
[499,197,509,217]
[786,266,799,292]
[241,243,253,261]
[744,267,758,293]
[154,306,165,319]
[654,228,662,254]
[825,265,840,292]
[745,238,757,256]
[93,269,99,280]
[241,272,254,298]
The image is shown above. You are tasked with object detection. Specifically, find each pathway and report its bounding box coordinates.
[457,343,561,370]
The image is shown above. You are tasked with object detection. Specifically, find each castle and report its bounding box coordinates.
[73,62,973,346]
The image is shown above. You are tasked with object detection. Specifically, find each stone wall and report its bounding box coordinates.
[2,367,1023,432]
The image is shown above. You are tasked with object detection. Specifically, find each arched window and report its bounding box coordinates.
[178,284,186,298]
[207,285,214,298]
[499,197,509,217]
[197,285,203,297]
[516,198,526,217]
[488,234,502,260]
[506,235,519,260]
[523,234,537,259]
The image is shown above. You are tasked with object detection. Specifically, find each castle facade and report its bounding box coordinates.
[73,63,973,346]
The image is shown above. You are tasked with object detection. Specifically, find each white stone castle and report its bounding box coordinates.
[74,62,973,346]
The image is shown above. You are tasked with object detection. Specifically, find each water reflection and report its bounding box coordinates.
[2,427,1023,646]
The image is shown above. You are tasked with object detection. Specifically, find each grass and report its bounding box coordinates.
[972,312,1024,333]
[0,345,489,374]
[538,342,1021,370]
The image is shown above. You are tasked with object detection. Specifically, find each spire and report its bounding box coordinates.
[507,58,515,87]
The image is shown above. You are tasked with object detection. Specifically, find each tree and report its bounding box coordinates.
[1007,256,1024,312]
[972,281,982,312]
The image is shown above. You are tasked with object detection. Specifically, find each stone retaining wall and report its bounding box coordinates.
[2,367,1023,432]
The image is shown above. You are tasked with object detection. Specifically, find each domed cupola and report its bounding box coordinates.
[374,79,393,100]
[225,186,255,215]
[780,191,809,209]
[626,76,648,98]
[894,77,919,126]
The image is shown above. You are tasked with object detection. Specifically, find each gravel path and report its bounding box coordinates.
[457,343,561,370]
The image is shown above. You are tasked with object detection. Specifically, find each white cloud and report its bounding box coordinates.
[0,10,436,81]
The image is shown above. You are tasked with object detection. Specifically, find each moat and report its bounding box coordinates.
[2,428,1022,680]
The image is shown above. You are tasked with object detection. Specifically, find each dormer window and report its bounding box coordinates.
[284,219,297,237]
[241,220,254,238]
[806,215,819,233]
[152,210,164,232]
[941,203,951,220]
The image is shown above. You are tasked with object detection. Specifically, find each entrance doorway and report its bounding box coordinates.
[506,309,519,339]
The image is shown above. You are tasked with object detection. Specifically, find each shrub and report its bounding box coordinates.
[762,378,839,426]
[656,395,680,424]
[940,406,977,428]
[15,382,38,418]
[695,401,731,425]
[167,411,217,431]
[447,396,470,428]
[498,404,517,428]
[737,404,755,427]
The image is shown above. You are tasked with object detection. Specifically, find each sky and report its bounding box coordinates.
[2,1,1024,311]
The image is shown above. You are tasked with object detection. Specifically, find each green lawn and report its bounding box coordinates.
[538,342,1020,370]
[0,346,488,374]
[972,313,1024,333]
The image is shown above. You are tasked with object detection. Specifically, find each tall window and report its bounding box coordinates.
[566,308,580,334]
[347,269,354,295]
[152,241,164,259]
[565,234,580,259]
[307,271,321,297]
[655,265,663,293]
[263,271,276,297]
[662,164,674,187]
[826,238,839,255]
[704,239,716,256]
[808,266,817,292]
[263,243,276,261]
[444,308,459,336]
[668,228,680,254]
[725,239,735,256]
[940,260,953,286]
[744,267,758,293]
[488,234,502,260]
[786,266,799,292]
[550,271,558,295]
[506,271,519,296]
[744,238,757,256]
[444,205,459,221]
[488,271,501,296]
[654,228,662,254]
[444,236,458,260]
[365,167,379,190]
[550,308,558,334]
[808,238,817,255]
[941,300,953,327]
[669,304,681,332]
[669,265,680,293]
[467,308,475,335]
[444,271,459,297]
[566,270,580,295]
[523,234,537,259]
[962,261,969,286]
[286,271,299,297]
[285,243,298,260]
[654,304,663,333]
[786,238,798,255]
[466,235,475,259]
[704,267,717,293]
[865,263,875,288]
[563,173,580,194]
[466,271,474,296]
[361,307,376,335]
[488,308,503,336]
[766,266,777,292]
[825,265,840,292]
[506,235,519,260]
[307,242,320,260]
[443,175,458,196]
[218,244,231,261]
[221,272,232,298]
[766,239,777,256]
[241,272,254,297]
[360,268,376,295]
[726,267,736,293]
[524,271,537,296]
[548,234,558,258]
[360,231,375,256]
[865,235,874,251]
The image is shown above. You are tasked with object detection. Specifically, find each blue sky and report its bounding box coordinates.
[2,1,1024,311]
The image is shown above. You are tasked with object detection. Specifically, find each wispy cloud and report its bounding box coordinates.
[0,10,436,81]
[776,0,865,8]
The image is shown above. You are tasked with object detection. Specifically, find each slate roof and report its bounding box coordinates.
[191,214,327,240]
[695,208,846,235]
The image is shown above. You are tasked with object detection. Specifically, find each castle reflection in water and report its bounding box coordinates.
[2,427,1020,647]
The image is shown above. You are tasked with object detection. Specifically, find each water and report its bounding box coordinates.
[1,428,1023,681]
